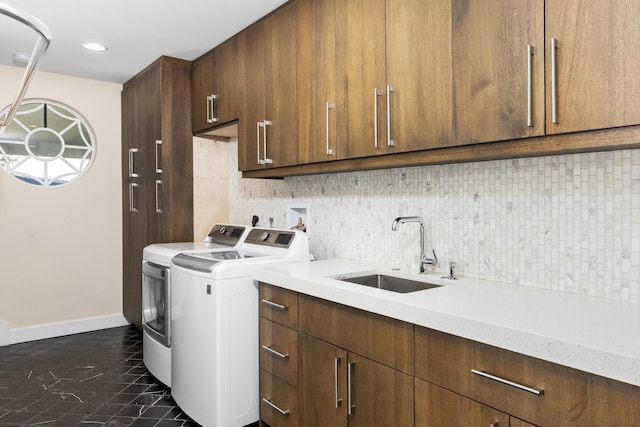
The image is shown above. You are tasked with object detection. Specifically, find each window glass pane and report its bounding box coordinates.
[0,99,96,186]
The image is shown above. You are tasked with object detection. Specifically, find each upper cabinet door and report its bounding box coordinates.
[191,51,214,133]
[263,2,299,168]
[237,21,266,172]
[546,0,640,135]
[296,0,341,164]
[336,0,387,159]
[121,62,162,180]
[452,0,545,145]
[385,0,453,153]
[337,0,453,159]
[192,38,241,134]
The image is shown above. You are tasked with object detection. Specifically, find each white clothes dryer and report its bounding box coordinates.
[169,228,309,427]
[142,224,250,387]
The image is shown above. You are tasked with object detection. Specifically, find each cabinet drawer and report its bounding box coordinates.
[299,294,414,375]
[259,283,298,329]
[415,327,640,426]
[260,370,299,427]
[260,318,298,387]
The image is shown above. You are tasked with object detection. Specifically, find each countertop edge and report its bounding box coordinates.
[254,261,640,388]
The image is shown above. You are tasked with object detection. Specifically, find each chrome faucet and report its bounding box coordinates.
[392,216,438,274]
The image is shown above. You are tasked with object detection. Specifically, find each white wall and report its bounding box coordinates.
[228,141,640,304]
[193,136,230,239]
[0,65,124,333]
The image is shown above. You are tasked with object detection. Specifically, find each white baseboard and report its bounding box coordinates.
[9,313,130,345]
[0,319,9,346]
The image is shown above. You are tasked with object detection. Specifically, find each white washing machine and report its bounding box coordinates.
[170,228,309,427]
[142,224,250,387]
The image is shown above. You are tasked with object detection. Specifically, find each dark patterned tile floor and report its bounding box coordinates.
[0,326,197,426]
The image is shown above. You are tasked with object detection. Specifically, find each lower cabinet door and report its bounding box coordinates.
[415,379,509,427]
[299,333,414,427]
[299,334,348,427]
[347,353,414,427]
[260,369,299,427]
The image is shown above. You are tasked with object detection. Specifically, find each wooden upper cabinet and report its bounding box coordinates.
[452,0,545,145]
[191,51,214,133]
[385,0,453,153]
[336,0,453,159]
[237,21,266,172]
[121,63,161,180]
[545,0,640,135]
[296,0,342,164]
[238,3,298,171]
[264,2,298,168]
[335,0,386,159]
[191,38,241,133]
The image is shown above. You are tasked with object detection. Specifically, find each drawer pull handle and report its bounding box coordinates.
[262,398,290,416]
[261,298,288,311]
[261,345,289,359]
[471,369,544,395]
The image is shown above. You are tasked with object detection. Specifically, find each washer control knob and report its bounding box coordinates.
[259,231,270,241]
[219,227,227,235]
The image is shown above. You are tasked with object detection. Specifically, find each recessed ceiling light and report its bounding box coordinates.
[82,42,108,52]
[12,53,31,65]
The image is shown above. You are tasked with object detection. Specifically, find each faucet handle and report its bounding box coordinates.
[431,249,438,267]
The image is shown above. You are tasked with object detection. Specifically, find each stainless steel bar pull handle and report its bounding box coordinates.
[527,45,534,127]
[206,95,211,123]
[551,38,559,124]
[155,180,162,214]
[326,102,335,155]
[262,398,290,416]
[155,140,162,173]
[334,357,342,408]
[257,121,264,165]
[373,88,382,148]
[347,362,355,414]
[263,120,273,164]
[207,94,218,123]
[262,345,289,360]
[386,84,395,146]
[490,423,499,427]
[128,183,138,213]
[261,299,288,311]
[128,148,139,178]
[471,369,544,395]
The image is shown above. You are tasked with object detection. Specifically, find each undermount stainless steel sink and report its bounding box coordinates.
[336,273,441,293]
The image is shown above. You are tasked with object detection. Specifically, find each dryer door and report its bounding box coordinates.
[142,261,170,347]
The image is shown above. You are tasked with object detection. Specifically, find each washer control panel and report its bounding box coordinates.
[245,228,296,248]
[204,224,247,245]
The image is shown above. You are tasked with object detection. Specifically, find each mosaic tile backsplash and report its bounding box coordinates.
[228,141,640,303]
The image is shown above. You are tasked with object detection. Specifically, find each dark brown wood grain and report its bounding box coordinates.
[415,326,640,426]
[121,56,193,329]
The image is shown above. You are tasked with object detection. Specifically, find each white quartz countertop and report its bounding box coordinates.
[254,259,640,387]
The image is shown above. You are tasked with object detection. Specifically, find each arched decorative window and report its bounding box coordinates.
[0,99,96,186]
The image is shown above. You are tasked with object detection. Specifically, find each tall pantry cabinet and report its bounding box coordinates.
[121,56,194,329]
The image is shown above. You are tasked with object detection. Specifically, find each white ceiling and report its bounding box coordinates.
[0,0,288,84]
